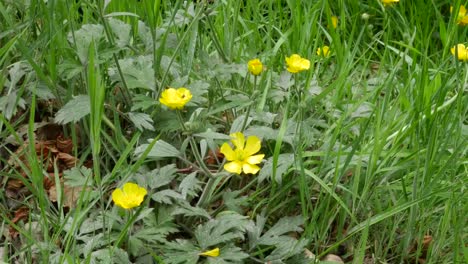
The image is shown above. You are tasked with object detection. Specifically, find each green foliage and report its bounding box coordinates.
[128,112,155,131]
[1,0,467,263]
[54,95,91,124]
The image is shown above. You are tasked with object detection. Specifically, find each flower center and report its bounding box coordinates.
[235,149,246,162]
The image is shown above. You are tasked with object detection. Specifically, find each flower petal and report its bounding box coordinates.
[159,88,192,109]
[199,248,220,257]
[220,142,236,161]
[331,16,338,28]
[123,182,139,194]
[113,183,147,209]
[224,161,243,174]
[243,135,261,156]
[246,154,265,165]
[300,58,311,68]
[112,189,125,208]
[230,132,245,150]
[242,163,261,174]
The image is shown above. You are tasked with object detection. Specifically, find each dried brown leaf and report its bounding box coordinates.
[56,135,73,154]
[48,181,83,208]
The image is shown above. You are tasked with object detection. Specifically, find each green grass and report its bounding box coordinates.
[0,0,467,263]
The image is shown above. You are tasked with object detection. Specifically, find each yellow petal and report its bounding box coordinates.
[300,58,311,68]
[177,88,193,102]
[286,54,309,73]
[220,142,236,161]
[159,88,192,109]
[112,189,125,208]
[286,66,299,73]
[242,163,261,174]
[199,248,220,257]
[317,46,330,57]
[331,16,338,29]
[123,182,139,194]
[224,161,243,174]
[243,135,261,156]
[381,0,399,6]
[113,183,147,209]
[451,44,468,61]
[246,154,265,165]
[460,5,467,16]
[460,15,468,25]
[248,59,263,75]
[230,132,245,150]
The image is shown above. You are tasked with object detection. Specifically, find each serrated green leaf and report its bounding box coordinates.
[163,239,200,264]
[133,226,178,244]
[109,56,155,90]
[68,24,104,63]
[54,95,90,124]
[29,81,55,100]
[222,190,248,214]
[90,248,130,264]
[0,91,26,120]
[248,214,304,251]
[108,18,131,48]
[128,112,154,131]
[131,94,156,112]
[245,125,295,146]
[195,212,253,249]
[134,139,181,159]
[256,216,303,247]
[128,236,144,256]
[194,130,230,140]
[179,172,202,199]
[265,238,309,262]
[82,233,107,256]
[230,114,252,134]
[172,201,211,219]
[78,216,105,235]
[57,59,84,80]
[259,153,294,184]
[152,189,183,204]
[276,71,293,90]
[6,61,29,90]
[136,164,177,189]
[135,208,154,222]
[137,20,153,52]
[64,166,93,187]
[188,80,210,105]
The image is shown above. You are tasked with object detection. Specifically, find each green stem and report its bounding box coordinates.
[175,110,217,207]
[241,75,257,132]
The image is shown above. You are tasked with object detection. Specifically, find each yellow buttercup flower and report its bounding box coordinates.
[199,248,220,257]
[159,87,192,110]
[247,58,263,75]
[450,5,468,26]
[285,54,310,73]
[220,132,265,175]
[451,44,468,62]
[381,0,399,6]
[331,16,339,29]
[112,183,147,209]
[316,46,330,58]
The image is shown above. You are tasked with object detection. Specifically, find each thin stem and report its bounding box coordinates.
[241,75,257,132]
[175,110,217,207]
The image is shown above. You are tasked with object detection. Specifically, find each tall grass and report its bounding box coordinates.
[0,0,466,263]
